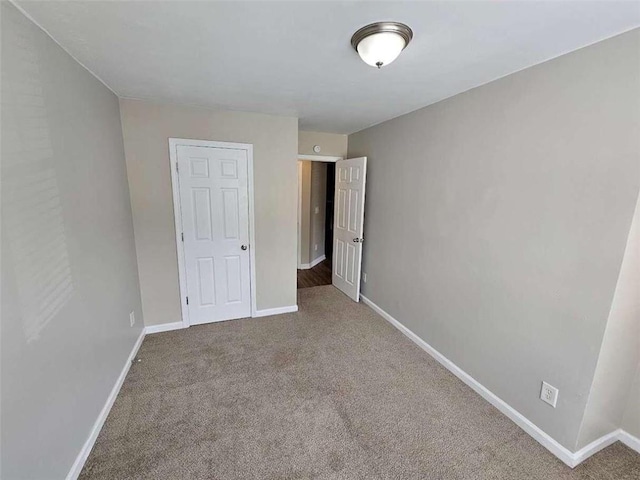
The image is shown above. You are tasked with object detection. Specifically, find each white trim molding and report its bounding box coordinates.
[573,430,622,466]
[66,329,145,480]
[168,138,257,326]
[298,154,342,162]
[299,255,326,270]
[297,153,337,269]
[360,294,637,468]
[619,429,640,453]
[297,160,303,268]
[253,305,298,318]
[572,429,640,464]
[145,321,187,335]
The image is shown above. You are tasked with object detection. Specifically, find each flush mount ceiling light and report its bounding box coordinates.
[351,22,413,69]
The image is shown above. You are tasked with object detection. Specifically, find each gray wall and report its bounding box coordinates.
[119,99,298,326]
[299,131,348,158]
[1,3,144,479]
[577,194,639,448]
[622,364,640,439]
[348,29,640,450]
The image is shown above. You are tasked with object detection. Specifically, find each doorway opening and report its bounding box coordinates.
[297,156,336,289]
[297,154,367,301]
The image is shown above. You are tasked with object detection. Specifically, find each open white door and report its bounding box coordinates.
[332,157,367,301]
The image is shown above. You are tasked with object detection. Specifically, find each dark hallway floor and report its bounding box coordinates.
[297,258,332,289]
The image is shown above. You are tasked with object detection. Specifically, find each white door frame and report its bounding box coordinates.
[297,161,303,267]
[297,154,343,269]
[169,138,257,327]
[298,154,342,163]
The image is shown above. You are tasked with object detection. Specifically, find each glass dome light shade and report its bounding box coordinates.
[351,22,413,69]
[356,31,406,68]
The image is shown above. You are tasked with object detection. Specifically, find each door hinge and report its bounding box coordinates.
[181,232,184,242]
[176,163,179,173]
[186,296,189,305]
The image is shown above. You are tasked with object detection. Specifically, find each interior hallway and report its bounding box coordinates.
[80,286,639,480]
[297,259,332,289]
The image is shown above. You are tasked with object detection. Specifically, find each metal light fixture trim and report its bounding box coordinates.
[351,22,413,68]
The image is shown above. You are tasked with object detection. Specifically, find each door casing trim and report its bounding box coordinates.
[297,154,343,268]
[169,138,257,327]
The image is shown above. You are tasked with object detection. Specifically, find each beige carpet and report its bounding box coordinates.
[80,286,640,479]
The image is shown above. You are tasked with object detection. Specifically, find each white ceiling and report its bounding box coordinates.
[16,1,640,134]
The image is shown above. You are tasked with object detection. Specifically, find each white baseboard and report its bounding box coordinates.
[144,321,186,334]
[573,430,621,465]
[311,255,326,268]
[573,429,640,464]
[360,294,636,468]
[145,306,303,331]
[299,255,326,270]
[619,429,640,453]
[253,305,298,318]
[66,328,145,480]
[63,295,637,479]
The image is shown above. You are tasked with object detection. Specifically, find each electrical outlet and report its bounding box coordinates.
[540,381,558,408]
[129,311,135,327]
[315,206,319,214]
[314,244,318,251]
[363,273,367,283]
